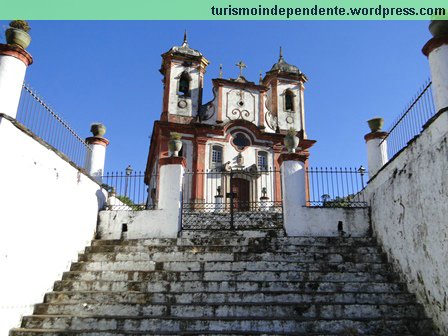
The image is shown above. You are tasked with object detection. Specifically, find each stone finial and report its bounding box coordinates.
[5,20,32,50]
[367,117,384,133]
[90,123,106,137]
[429,20,448,38]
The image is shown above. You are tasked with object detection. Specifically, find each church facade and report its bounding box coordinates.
[144,34,315,210]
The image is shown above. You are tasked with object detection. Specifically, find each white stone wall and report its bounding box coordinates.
[168,62,201,117]
[362,110,448,334]
[0,115,107,335]
[281,159,370,237]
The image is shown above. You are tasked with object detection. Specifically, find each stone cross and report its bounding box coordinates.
[236,60,246,77]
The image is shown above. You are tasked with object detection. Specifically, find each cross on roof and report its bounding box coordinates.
[235,60,246,77]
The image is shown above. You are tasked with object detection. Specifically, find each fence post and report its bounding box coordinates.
[0,44,33,119]
[158,156,186,235]
[423,20,448,114]
[364,120,388,179]
[85,124,109,183]
[278,152,309,235]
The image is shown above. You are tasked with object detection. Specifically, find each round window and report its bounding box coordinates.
[232,133,250,150]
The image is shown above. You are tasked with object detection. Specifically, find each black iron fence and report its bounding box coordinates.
[306,167,368,208]
[16,82,91,168]
[381,80,436,159]
[101,170,151,210]
[182,168,283,230]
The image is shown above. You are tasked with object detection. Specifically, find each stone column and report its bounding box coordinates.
[278,152,309,235]
[158,156,186,236]
[364,130,388,179]
[423,21,448,113]
[85,125,110,183]
[0,44,33,119]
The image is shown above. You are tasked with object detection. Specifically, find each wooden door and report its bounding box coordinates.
[231,178,250,211]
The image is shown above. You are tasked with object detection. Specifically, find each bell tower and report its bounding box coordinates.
[160,32,210,122]
[263,48,308,137]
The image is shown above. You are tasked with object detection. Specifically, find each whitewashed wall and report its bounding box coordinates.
[363,110,448,334]
[0,115,107,335]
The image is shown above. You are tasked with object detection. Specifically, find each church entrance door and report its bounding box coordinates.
[231,178,250,211]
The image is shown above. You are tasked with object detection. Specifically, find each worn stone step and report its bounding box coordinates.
[53,280,407,293]
[67,261,391,278]
[19,315,432,334]
[90,236,378,248]
[44,290,416,305]
[83,244,383,256]
[75,251,386,263]
[33,302,424,319]
[60,270,396,283]
[8,328,423,336]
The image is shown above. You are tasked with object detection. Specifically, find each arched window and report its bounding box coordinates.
[211,145,223,169]
[178,71,190,96]
[284,89,295,112]
[257,151,268,170]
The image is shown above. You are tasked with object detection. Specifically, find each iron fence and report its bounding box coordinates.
[182,168,283,230]
[101,170,151,211]
[306,167,368,207]
[16,82,91,168]
[381,80,436,159]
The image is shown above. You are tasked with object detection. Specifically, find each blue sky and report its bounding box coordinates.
[1,20,432,173]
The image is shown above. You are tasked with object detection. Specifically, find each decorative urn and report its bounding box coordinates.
[284,128,300,153]
[168,132,183,157]
[367,117,384,133]
[90,123,106,137]
[5,20,32,49]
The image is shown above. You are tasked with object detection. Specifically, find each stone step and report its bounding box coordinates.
[91,236,378,248]
[33,302,424,319]
[75,251,386,263]
[43,291,416,305]
[63,261,391,281]
[60,270,396,283]
[8,329,421,336]
[19,315,432,334]
[84,244,383,255]
[52,280,407,293]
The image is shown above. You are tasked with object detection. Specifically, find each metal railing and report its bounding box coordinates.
[101,170,151,210]
[16,82,91,168]
[306,167,368,207]
[182,167,283,229]
[381,80,436,159]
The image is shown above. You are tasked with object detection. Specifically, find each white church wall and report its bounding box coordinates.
[362,110,448,335]
[0,115,107,335]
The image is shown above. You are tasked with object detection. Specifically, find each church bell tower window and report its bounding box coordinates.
[178,71,191,97]
[284,89,295,112]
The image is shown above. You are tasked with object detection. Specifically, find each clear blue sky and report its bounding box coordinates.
[1,21,432,173]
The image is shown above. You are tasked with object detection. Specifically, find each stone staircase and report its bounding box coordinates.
[10,225,436,335]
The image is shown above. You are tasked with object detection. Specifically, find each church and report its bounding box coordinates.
[144,33,316,212]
